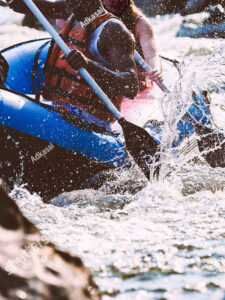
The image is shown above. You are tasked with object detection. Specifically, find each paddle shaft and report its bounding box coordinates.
[22,0,123,121]
[134,51,171,94]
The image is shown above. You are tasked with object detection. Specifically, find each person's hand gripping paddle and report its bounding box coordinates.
[18,0,159,180]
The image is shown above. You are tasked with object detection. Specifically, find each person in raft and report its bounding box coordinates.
[8,0,162,91]
[55,0,163,90]
[102,0,163,86]
[7,0,139,129]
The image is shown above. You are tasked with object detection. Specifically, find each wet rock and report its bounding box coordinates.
[0,0,8,7]
[177,19,225,37]
[177,5,225,38]
[181,0,222,15]
[134,0,224,16]
[134,0,187,16]
[0,183,100,300]
[204,4,225,23]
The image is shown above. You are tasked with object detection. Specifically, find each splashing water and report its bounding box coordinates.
[158,42,225,180]
[1,8,225,300]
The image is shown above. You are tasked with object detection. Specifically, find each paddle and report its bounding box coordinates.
[134,51,171,94]
[20,0,159,180]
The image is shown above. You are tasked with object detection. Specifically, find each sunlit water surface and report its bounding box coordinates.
[1,7,225,299]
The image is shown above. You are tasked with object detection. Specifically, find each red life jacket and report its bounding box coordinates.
[42,13,124,122]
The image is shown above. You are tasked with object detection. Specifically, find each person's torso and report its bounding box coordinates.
[42,12,124,122]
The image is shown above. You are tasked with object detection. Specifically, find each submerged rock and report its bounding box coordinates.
[0,184,100,300]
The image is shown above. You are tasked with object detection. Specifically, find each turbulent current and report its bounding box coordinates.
[1,7,225,300]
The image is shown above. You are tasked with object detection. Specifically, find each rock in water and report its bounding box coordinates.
[134,0,187,16]
[0,184,100,300]
[177,5,225,38]
[177,19,225,38]
[181,0,221,15]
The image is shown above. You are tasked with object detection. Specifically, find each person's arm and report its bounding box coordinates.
[66,21,139,99]
[135,16,163,83]
[7,0,69,19]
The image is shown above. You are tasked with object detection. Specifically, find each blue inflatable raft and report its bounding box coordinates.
[0,38,215,200]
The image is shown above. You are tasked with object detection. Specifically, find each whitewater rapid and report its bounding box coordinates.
[1,6,225,300]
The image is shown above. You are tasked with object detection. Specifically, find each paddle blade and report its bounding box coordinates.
[118,118,159,180]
